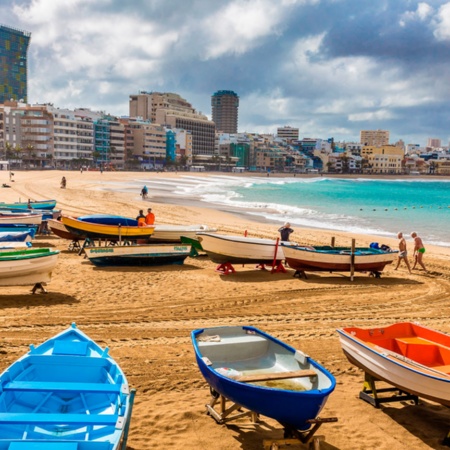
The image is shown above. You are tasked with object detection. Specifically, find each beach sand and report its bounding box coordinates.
[1,170,450,449]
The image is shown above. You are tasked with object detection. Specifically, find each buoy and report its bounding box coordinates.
[394,208,397,210]
[404,207,407,210]
[412,206,415,209]
[360,208,363,211]
[373,209,376,211]
[385,208,388,211]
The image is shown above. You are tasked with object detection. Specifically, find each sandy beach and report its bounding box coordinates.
[1,169,450,450]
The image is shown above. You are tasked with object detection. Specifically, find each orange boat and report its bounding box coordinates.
[337,322,450,406]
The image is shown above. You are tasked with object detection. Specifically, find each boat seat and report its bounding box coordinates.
[8,443,111,450]
[4,381,122,393]
[198,335,268,362]
[395,337,435,345]
[9,443,78,450]
[234,369,317,382]
[0,413,118,426]
[27,355,111,368]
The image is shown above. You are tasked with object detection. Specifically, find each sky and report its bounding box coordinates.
[2,0,450,146]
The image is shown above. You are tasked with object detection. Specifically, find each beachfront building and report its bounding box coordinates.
[129,91,196,122]
[361,145,404,174]
[173,128,193,167]
[211,90,239,133]
[427,138,441,149]
[0,25,31,104]
[93,118,125,170]
[155,108,215,166]
[130,122,167,169]
[360,129,390,147]
[277,126,299,142]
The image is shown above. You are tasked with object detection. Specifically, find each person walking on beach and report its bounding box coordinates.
[145,208,155,225]
[141,185,148,200]
[136,209,146,226]
[60,176,66,189]
[394,232,411,273]
[278,222,294,241]
[411,232,427,272]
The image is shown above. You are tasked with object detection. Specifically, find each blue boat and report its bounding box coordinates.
[0,323,135,448]
[0,224,38,235]
[0,230,35,242]
[78,214,138,226]
[0,199,57,210]
[192,326,336,432]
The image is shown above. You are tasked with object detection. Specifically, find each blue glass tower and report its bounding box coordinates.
[0,25,31,104]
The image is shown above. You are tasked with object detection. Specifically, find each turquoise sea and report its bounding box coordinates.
[128,176,450,247]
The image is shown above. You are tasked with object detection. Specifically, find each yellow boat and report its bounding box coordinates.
[61,216,154,240]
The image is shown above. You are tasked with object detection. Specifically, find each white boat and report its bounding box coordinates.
[196,232,285,265]
[282,244,397,276]
[85,243,192,267]
[337,322,450,406]
[0,212,43,225]
[0,248,59,286]
[47,218,79,240]
[151,224,217,242]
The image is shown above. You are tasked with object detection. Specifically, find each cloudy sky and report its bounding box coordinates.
[2,0,450,146]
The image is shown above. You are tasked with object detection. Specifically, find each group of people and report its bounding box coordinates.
[395,231,427,273]
[136,208,155,226]
[278,221,427,274]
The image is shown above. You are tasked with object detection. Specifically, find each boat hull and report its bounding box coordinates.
[62,216,154,240]
[0,248,59,286]
[47,218,79,240]
[0,199,56,210]
[0,213,43,225]
[85,244,191,267]
[0,323,131,447]
[151,225,217,243]
[283,245,397,273]
[197,233,285,265]
[192,326,335,431]
[337,323,450,406]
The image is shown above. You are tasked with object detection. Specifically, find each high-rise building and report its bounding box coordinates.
[211,90,239,133]
[427,138,441,148]
[0,25,31,104]
[360,129,389,147]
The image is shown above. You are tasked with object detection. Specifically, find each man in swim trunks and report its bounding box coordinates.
[394,232,411,273]
[411,231,427,272]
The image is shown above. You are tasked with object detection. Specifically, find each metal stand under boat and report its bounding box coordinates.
[31,282,47,294]
[359,372,419,408]
[205,388,337,450]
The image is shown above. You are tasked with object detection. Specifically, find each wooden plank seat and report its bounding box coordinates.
[4,381,122,393]
[233,369,317,383]
[8,442,111,450]
[0,413,118,425]
[27,355,110,367]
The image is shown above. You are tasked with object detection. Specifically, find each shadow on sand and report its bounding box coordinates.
[0,292,79,309]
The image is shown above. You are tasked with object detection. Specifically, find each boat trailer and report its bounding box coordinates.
[205,387,337,449]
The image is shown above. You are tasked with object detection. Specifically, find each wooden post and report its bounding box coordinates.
[331,237,335,248]
[350,238,355,281]
[272,238,279,268]
[118,224,122,245]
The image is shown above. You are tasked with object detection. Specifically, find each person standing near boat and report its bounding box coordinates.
[278,222,294,241]
[411,231,427,272]
[136,209,146,226]
[394,232,411,273]
[145,208,155,225]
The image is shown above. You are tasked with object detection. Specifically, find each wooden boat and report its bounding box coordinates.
[61,216,154,240]
[151,224,217,243]
[79,215,217,243]
[47,218,79,241]
[85,243,192,267]
[0,224,38,234]
[0,242,31,250]
[282,244,397,275]
[337,322,450,406]
[196,232,284,265]
[0,212,43,225]
[192,325,336,431]
[0,207,61,221]
[0,199,56,210]
[0,323,134,448]
[0,248,59,286]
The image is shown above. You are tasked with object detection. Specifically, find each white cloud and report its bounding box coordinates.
[433,2,450,40]
[399,2,433,26]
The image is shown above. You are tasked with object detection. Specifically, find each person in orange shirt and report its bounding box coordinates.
[145,208,155,225]
[136,209,146,227]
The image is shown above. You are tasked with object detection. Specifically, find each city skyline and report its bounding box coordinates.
[1,0,450,146]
